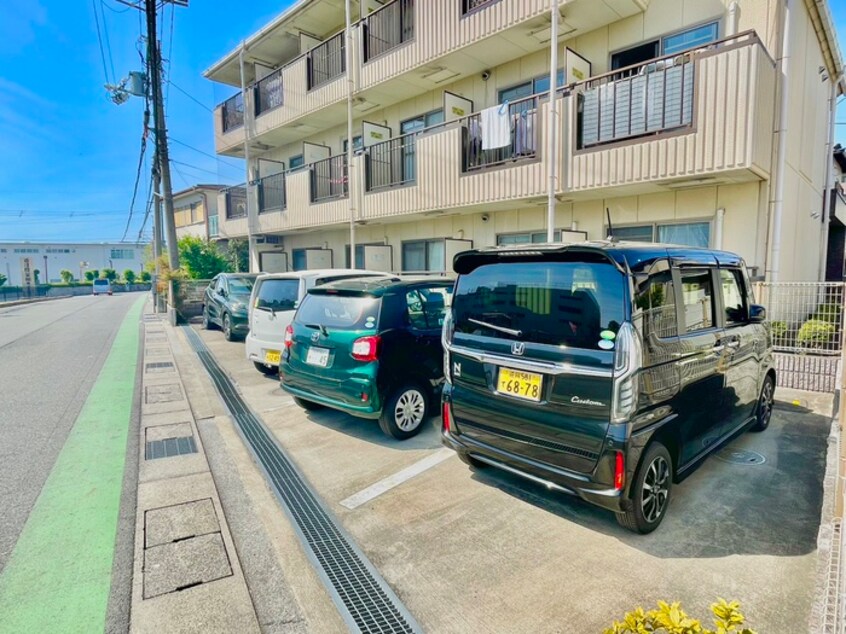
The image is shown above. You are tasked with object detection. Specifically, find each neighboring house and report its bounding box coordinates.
[0,242,144,285]
[173,184,226,242]
[204,0,844,280]
[825,144,846,281]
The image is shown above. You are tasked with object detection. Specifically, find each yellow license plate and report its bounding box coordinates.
[497,367,543,402]
[264,350,281,364]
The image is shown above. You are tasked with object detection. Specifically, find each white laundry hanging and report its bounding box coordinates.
[480,104,511,150]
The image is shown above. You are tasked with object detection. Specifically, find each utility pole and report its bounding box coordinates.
[152,152,164,312]
[145,0,179,272]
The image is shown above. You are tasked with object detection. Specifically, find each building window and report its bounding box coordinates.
[400,110,444,135]
[110,248,135,259]
[498,70,565,103]
[14,248,39,253]
[343,135,364,154]
[208,215,219,237]
[402,239,445,272]
[610,222,711,248]
[497,230,562,246]
[289,155,304,171]
[611,21,719,70]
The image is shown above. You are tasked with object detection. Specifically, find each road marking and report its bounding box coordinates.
[0,297,143,634]
[340,448,454,510]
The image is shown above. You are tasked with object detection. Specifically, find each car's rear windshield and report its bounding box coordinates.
[453,261,626,349]
[93,280,109,286]
[296,293,381,331]
[256,279,298,312]
[228,277,254,297]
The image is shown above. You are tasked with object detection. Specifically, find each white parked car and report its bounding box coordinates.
[246,269,395,375]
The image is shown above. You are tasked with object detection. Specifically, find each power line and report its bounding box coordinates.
[169,137,244,172]
[91,0,111,85]
[101,0,133,13]
[136,177,156,242]
[121,135,148,240]
[165,79,212,112]
[98,0,117,83]
[169,159,238,178]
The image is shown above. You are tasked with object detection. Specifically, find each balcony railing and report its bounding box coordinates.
[310,155,348,202]
[363,0,414,62]
[307,32,345,90]
[254,69,283,116]
[221,93,244,132]
[366,135,417,191]
[462,0,497,14]
[224,185,247,219]
[578,49,695,148]
[257,172,286,212]
[462,95,539,172]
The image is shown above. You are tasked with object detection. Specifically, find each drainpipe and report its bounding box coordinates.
[767,0,793,282]
[726,1,740,37]
[199,190,210,240]
[818,68,845,281]
[715,208,725,249]
[345,0,356,265]
[546,0,560,242]
[239,43,256,273]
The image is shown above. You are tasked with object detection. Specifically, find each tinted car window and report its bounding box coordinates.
[720,269,747,326]
[635,265,677,338]
[453,262,625,349]
[296,294,381,330]
[680,269,715,333]
[228,276,254,297]
[256,279,299,311]
[93,279,109,287]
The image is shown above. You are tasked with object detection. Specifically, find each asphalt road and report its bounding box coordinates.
[0,294,139,571]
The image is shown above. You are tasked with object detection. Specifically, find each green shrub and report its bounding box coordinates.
[605,599,756,634]
[770,320,788,343]
[797,319,835,348]
[123,269,136,284]
[139,270,151,283]
[59,269,74,284]
[812,303,842,325]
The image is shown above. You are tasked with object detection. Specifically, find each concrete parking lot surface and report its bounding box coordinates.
[191,324,830,632]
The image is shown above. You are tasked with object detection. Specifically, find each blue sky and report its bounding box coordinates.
[0,0,844,244]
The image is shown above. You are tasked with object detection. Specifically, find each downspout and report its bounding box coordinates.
[715,208,725,249]
[726,1,740,36]
[199,190,210,240]
[546,0,560,242]
[239,43,256,273]
[345,0,356,266]
[818,68,845,281]
[767,0,793,282]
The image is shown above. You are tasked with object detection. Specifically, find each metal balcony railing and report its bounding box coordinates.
[257,172,286,212]
[224,185,247,219]
[363,0,414,62]
[307,32,346,90]
[310,155,348,202]
[462,0,497,14]
[366,135,417,191]
[254,69,283,116]
[221,93,244,132]
[462,95,539,172]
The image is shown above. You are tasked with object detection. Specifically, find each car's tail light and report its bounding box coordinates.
[351,336,380,362]
[611,322,641,424]
[442,402,452,433]
[284,325,293,348]
[614,451,625,491]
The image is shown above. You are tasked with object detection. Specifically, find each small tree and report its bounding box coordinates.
[59,269,74,284]
[84,269,99,282]
[0,273,6,287]
[101,268,118,282]
[139,270,151,283]
[178,236,230,279]
[226,238,249,273]
[33,269,40,284]
[123,269,136,284]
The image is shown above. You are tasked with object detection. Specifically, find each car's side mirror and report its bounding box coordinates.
[749,304,766,323]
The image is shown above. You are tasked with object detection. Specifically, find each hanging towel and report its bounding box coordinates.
[480,105,511,150]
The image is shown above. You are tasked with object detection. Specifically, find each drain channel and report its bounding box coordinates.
[183,326,420,634]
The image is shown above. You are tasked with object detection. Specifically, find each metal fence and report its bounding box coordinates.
[366,135,416,191]
[307,32,345,90]
[254,69,283,115]
[754,281,845,393]
[221,92,244,132]
[463,95,538,172]
[258,172,287,212]
[362,0,414,61]
[310,155,348,202]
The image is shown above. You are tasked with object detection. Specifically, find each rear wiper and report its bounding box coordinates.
[468,318,522,338]
[305,323,328,336]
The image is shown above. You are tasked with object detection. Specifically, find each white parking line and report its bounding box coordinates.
[340,448,455,510]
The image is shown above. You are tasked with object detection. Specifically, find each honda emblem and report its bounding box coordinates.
[511,341,525,356]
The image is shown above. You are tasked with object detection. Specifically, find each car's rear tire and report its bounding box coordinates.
[616,442,672,535]
[750,375,775,432]
[379,384,428,440]
[202,307,216,330]
[293,396,323,411]
[223,313,235,341]
[254,361,277,376]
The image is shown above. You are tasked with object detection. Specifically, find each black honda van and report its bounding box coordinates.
[441,242,774,533]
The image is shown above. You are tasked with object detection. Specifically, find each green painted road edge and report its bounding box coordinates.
[0,296,144,634]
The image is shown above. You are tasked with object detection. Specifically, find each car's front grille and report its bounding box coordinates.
[457,419,599,461]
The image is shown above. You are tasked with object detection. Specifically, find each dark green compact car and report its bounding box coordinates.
[279,278,454,439]
[202,273,258,341]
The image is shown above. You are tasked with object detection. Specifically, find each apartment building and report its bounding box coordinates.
[204,0,843,281]
[173,184,226,242]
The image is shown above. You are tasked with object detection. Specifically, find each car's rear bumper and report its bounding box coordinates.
[245,332,283,366]
[280,368,381,419]
[441,427,627,513]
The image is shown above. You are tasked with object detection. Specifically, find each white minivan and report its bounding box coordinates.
[246,269,394,375]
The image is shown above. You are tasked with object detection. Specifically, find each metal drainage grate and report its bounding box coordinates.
[182,326,420,634]
[145,436,197,460]
[146,361,175,373]
[715,448,766,465]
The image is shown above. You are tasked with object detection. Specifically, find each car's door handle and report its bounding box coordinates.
[726,340,741,350]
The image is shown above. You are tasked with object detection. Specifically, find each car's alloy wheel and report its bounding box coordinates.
[380,385,428,440]
[751,375,775,432]
[223,314,234,341]
[202,307,212,330]
[616,442,673,534]
[641,455,670,524]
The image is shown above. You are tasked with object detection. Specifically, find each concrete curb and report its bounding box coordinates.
[0,295,72,309]
[809,416,840,633]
